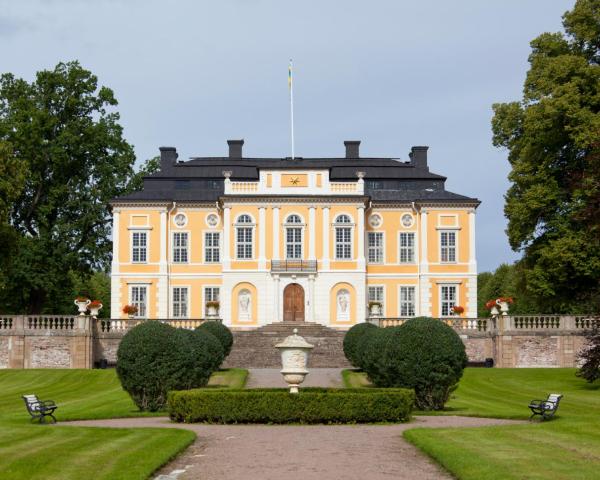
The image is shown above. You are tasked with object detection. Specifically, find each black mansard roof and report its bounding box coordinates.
[113,141,479,206]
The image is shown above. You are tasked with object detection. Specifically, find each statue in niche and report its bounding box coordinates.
[337,289,350,321]
[238,289,251,321]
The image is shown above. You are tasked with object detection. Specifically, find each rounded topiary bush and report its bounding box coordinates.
[343,322,378,368]
[192,328,224,373]
[116,321,214,411]
[377,317,468,410]
[358,326,396,385]
[196,321,234,358]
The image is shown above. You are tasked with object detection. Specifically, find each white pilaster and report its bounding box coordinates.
[258,206,266,269]
[110,210,121,318]
[308,206,316,260]
[223,206,231,269]
[273,206,280,260]
[420,210,429,273]
[273,274,280,322]
[357,206,365,269]
[322,207,330,269]
[419,209,431,316]
[308,274,315,322]
[159,210,167,273]
[468,209,477,273]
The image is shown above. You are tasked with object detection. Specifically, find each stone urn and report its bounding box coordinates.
[88,302,103,318]
[369,302,382,317]
[206,302,219,318]
[490,305,500,316]
[497,299,510,316]
[74,298,91,316]
[275,328,315,394]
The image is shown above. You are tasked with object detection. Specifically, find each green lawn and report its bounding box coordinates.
[0,368,247,480]
[344,368,600,480]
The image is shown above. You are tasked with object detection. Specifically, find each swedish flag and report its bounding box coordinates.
[288,60,293,89]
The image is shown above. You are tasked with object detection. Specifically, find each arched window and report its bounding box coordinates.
[334,214,353,259]
[335,214,352,224]
[235,214,254,259]
[285,214,303,259]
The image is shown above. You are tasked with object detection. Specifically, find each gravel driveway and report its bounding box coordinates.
[65,415,522,480]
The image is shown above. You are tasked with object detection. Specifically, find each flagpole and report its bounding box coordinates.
[289,59,295,159]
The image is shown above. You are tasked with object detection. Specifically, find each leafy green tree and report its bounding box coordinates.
[0,61,150,313]
[492,0,600,313]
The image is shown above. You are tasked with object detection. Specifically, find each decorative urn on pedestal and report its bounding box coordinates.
[74,297,90,316]
[88,300,103,318]
[275,328,315,394]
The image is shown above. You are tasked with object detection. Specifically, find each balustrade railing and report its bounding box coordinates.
[26,316,77,330]
[98,318,218,333]
[511,315,561,329]
[575,316,600,329]
[374,317,489,331]
[0,316,14,330]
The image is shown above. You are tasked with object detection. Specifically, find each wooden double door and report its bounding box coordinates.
[283,283,305,322]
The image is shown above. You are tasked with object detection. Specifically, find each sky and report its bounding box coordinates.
[0,0,576,272]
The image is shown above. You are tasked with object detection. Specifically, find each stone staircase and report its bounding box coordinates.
[223,322,351,368]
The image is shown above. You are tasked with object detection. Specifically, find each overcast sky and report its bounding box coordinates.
[1,0,575,271]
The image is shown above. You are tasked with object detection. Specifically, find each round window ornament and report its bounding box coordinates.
[173,213,187,228]
[368,214,382,228]
[401,213,414,228]
[206,213,219,228]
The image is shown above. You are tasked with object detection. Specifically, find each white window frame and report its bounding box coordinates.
[129,285,148,318]
[172,231,189,263]
[367,232,384,264]
[367,285,385,315]
[399,232,415,264]
[204,231,221,264]
[203,286,220,316]
[172,286,189,318]
[440,284,458,317]
[334,214,354,260]
[130,231,148,264]
[235,214,255,260]
[284,214,304,260]
[440,230,457,263]
[399,286,416,317]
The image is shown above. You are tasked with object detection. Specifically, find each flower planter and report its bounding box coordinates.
[498,301,510,316]
[207,305,219,318]
[89,302,103,318]
[490,306,500,316]
[74,298,90,316]
[275,329,314,394]
[369,304,382,317]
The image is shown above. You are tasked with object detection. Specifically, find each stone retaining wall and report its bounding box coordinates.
[0,315,596,369]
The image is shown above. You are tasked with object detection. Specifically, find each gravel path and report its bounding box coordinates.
[246,368,344,388]
[65,416,523,480]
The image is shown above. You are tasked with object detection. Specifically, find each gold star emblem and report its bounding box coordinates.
[290,176,300,185]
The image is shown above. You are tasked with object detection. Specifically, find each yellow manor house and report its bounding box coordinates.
[110,140,480,328]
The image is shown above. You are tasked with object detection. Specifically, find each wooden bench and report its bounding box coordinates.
[528,393,562,420]
[22,394,58,424]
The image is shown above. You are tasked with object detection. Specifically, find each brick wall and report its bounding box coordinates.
[28,337,71,368]
[0,337,8,368]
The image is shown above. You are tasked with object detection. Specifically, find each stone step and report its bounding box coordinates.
[224,322,351,368]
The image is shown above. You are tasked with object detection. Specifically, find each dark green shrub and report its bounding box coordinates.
[196,321,234,357]
[343,322,378,367]
[193,328,224,372]
[375,317,468,410]
[116,321,214,411]
[356,327,396,384]
[576,325,600,383]
[168,388,414,424]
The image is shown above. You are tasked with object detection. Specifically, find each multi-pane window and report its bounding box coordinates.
[172,287,188,318]
[131,232,147,263]
[235,214,253,259]
[367,232,384,263]
[204,287,220,315]
[368,286,384,311]
[172,232,189,263]
[334,214,352,260]
[440,231,457,263]
[440,285,457,316]
[399,286,416,317]
[204,232,220,263]
[399,232,415,263]
[130,286,147,318]
[285,215,303,259]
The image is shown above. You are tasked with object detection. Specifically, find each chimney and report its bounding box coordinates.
[344,140,360,158]
[159,146,178,171]
[409,146,429,170]
[227,139,244,158]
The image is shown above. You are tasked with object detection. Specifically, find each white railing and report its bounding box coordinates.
[330,182,363,194]
[226,181,259,194]
[374,317,489,331]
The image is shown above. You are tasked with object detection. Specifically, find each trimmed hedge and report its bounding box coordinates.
[196,321,234,357]
[343,322,378,367]
[168,388,414,424]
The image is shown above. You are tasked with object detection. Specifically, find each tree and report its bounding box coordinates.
[477,263,538,316]
[492,0,600,314]
[576,325,600,383]
[0,61,149,313]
